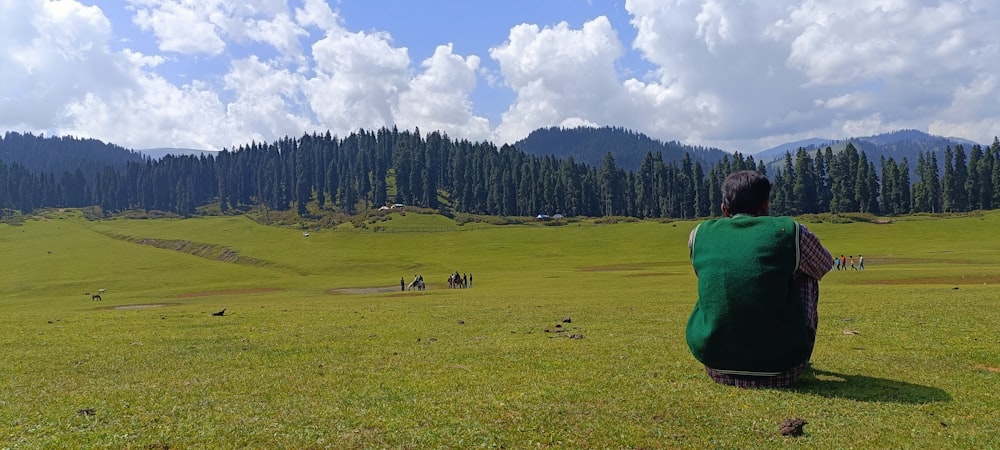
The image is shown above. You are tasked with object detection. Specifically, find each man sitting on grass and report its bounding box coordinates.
[686,170,832,388]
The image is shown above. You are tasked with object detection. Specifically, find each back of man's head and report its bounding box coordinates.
[722,170,771,216]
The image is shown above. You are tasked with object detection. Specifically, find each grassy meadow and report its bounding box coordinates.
[0,209,997,448]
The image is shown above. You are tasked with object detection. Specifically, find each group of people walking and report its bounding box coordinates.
[833,254,864,271]
[448,271,471,289]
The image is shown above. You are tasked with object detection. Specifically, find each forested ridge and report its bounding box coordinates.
[2,128,999,220]
[515,126,729,171]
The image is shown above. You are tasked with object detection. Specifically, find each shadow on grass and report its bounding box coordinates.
[793,368,951,404]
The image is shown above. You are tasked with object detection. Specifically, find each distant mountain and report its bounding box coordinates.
[137,147,219,159]
[0,131,145,177]
[754,137,841,161]
[515,126,731,171]
[756,129,990,174]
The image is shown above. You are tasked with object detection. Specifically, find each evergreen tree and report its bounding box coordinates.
[793,148,817,214]
[967,144,987,210]
[897,158,912,214]
[854,151,872,213]
[598,152,619,216]
[942,146,956,212]
[637,152,657,218]
[680,153,695,218]
[992,137,1000,207]
[814,149,831,213]
[880,156,896,215]
[694,162,709,217]
[779,152,797,215]
[953,145,969,211]
[928,152,942,212]
[771,171,788,215]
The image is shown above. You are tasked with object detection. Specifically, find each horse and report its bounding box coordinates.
[91,294,102,301]
[448,273,464,289]
[407,279,425,291]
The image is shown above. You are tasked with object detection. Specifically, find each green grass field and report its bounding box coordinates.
[1,209,997,448]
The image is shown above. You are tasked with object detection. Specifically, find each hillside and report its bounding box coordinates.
[0,131,145,178]
[756,129,996,173]
[757,129,989,162]
[514,126,731,171]
[137,147,220,160]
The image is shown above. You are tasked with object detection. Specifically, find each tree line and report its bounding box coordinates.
[1,128,999,219]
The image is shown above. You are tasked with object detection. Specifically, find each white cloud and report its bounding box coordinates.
[305,27,410,133]
[2,0,998,153]
[0,0,133,130]
[622,0,1000,150]
[490,16,630,144]
[294,0,340,32]
[128,0,309,60]
[130,0,226,56]
[223,56,317,143]
[397,44,492,141]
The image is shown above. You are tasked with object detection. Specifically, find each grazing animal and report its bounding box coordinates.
[212,308,226,316]
[448,272,465,289]
[91,294,102,301]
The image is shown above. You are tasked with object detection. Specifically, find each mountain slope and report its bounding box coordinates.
[0,132,145,177]
[757,129,992,174]
[515,126,731,171]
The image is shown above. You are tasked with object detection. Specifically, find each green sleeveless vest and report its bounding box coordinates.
[686,215,814,373]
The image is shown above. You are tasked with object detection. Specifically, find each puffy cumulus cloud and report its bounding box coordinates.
[128,0,307,58]
[59,75,234,151]
[396,44,492,142]
[223,56,318,143]
[294,0,340,32]
[490,16,632,144]
[1,0,500,150]
[0,0,135,130]
[2,0,315,150]
[624,0,1000,150]
[305,27,410,133]
[6,0,998,153]
[130,0,226,55]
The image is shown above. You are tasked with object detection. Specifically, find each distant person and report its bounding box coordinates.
[840,254,846,270]
[469,273,473,287]
[686,170,832,388]
[858,255,865,271]
[834,255,841,271]
[463,273,468,288]
[400,277,405,291]
[850,255,856,270]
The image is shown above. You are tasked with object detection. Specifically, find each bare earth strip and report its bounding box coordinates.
[327,286,406,295]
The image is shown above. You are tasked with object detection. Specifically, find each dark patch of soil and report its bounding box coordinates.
[176,288,280,298]
[327,286,406,295]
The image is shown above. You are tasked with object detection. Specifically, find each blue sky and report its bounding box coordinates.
[2,0,998,153]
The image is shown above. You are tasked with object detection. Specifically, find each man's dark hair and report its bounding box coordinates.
[722,170,771,215]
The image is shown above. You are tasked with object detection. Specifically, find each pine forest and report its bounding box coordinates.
[2,129,1000,220]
